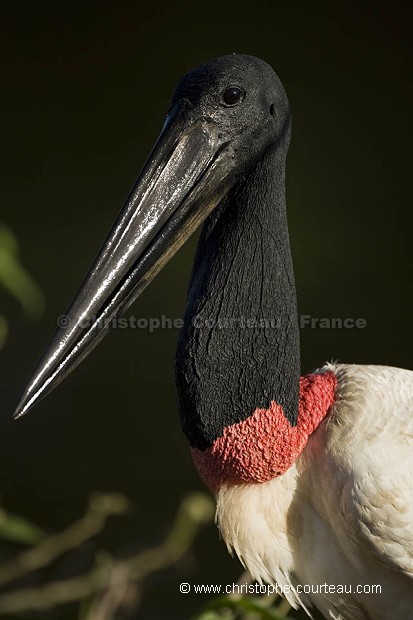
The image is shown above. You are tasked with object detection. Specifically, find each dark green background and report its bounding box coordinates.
[1,1,411,618]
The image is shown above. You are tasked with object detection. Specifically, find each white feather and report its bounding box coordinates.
[216,364,413,619]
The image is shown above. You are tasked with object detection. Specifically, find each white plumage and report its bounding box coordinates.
[217,364,413,619]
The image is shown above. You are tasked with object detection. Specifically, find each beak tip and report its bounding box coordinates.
[12,390,37,421]
[13,402,29,421]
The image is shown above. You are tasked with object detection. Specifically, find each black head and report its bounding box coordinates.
[13,54,296,429]
[171,54,291,174]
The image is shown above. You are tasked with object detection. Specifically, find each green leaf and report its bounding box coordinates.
[199,595,295,619]
[194,612,225,620]
[0,507,45,545]
[0,225,44,320]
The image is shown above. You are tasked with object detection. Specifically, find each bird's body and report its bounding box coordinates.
[14,55,412,619]
[217,363,413,619]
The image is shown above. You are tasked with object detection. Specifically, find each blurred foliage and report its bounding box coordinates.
[0,506,45,546]
[0,223,44,348]
[0,493,295,620]
[196,594,294,620]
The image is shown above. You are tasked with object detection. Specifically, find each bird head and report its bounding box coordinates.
[13,54,291,419]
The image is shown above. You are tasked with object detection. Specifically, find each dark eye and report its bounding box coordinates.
[221,87,244,107]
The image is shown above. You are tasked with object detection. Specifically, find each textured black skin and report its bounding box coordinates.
[174,55,300,451]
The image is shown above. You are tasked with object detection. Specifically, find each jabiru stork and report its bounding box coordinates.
[14,55,413,619]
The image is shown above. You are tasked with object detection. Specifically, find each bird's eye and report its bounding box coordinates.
[221,87,244,107]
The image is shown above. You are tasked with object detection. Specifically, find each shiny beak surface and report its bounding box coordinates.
[14,100,234,419]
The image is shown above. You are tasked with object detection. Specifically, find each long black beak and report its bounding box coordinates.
[14,100,233,419]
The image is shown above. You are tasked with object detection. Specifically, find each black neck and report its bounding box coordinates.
[175,141,300,450]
